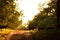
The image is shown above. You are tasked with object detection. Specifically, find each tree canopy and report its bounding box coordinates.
[27,0,57,30]
[0,0,22,29]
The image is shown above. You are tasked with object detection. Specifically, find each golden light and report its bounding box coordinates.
[14,0,51,27]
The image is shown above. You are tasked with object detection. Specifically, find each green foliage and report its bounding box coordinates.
[0,0,22,29]
[28,0,57,30]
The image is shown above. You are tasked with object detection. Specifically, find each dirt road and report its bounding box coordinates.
[6,30,33,40]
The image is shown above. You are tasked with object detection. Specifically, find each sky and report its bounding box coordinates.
[14,0,51,27]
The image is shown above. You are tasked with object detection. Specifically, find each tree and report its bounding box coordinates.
[27,0,57,30]
[0,0,22,29]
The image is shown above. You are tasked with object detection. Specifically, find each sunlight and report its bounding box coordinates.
[14,0,51,27]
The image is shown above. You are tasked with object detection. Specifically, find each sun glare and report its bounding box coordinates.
[14,0,51,27]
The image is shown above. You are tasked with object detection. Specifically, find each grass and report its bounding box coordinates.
[0,29,12,40]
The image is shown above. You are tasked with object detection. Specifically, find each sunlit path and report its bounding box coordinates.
[6,30,32,40]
